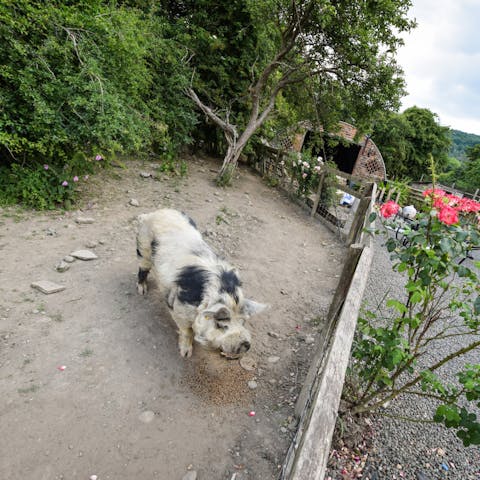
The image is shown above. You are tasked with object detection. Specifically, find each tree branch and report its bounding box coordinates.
[185,87,238,140]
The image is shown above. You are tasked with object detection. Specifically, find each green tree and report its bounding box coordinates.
[0,1,196,208]
[450,129,480,161]
[372,107,451,179]
[371,112,414,177]
[169,0,415,183]
[455,144,480,193]
[402,106,451,177]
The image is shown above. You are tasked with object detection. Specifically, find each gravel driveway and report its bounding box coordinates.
[360,235,480,480]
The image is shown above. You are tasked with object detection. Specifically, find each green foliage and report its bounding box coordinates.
[0,154,99,210]
[441,143,480,194]
[449,129,480,161]
[173,0,415,180]
[379,178,411,205]
[286,150,323,198]
[346,187,480,446]
[156,151,188,177]
[215,164,235,187]
[372,107,451,180]
[162,0,260,149]
[0,1,196,208]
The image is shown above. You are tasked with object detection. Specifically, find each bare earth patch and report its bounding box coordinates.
[0,155,345,480]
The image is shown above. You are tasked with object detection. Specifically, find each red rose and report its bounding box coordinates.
[380,200,400,218]
[438,205,459,225]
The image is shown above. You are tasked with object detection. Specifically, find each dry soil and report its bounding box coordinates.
[0,154,345,480]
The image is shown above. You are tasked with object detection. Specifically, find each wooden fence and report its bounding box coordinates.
[251,145,377,480]
[254,145,375,245]
[279,188,376,480]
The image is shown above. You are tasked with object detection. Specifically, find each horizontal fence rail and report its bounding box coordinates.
[253,145,375,245]
[249,145,378,480]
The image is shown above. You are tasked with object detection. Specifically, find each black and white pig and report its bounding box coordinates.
[136,209,267,358]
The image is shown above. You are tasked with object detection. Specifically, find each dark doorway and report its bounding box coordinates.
[302,131,361,174]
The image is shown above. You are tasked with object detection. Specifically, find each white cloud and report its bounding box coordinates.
[398,0,480,134]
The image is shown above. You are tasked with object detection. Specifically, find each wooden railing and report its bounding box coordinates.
[251,144,377,480]
[279,189,376,480]
[254,145,375,245]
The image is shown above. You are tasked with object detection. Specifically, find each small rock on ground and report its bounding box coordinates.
[129,199,140,207]
[247,380,258,390]
[239,356,257,372]
[55,261,70,273]
[138,410,155,423]
[31,281,66,294]
[182,471,197,480]
[63,255,76,263]
[71,250,98,261]
[268,331,281,339]
[267,356,280,364]
[75,216,95,224]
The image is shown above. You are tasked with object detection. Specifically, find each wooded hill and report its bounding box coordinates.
[450,130,480,162]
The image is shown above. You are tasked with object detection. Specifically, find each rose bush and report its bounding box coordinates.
[344,187,480,446]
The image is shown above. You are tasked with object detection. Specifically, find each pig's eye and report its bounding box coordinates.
[216,321,228,330]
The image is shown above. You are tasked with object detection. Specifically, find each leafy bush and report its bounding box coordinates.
[345,186,480,446]
[286,151,337,207]
[0,1,196,208]
[0,153,101,210]
[286,150,324,198]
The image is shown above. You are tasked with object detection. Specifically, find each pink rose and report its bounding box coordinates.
[438,205,459,225]
[73,176,79,182]
[379,200,400,218]
[423,188,445,198]
[62,180,68,187]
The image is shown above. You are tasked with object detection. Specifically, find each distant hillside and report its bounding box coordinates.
[450,129,480,161]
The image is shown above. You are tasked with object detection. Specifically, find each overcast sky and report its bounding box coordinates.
[397,0,480,135]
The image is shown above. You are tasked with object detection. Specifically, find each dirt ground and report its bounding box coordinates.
[0,154,345,480]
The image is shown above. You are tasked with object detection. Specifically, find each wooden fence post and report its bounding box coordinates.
[377,186,386,204]
[285,244,373,480]
[385,187,394,201]
[310,169,326,217]
[346,183,374,245]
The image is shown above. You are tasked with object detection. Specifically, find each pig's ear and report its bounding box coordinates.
[241,299,268,318]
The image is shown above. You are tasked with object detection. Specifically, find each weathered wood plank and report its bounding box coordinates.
[287,244,373,480]
[346,183,376,245]
[295,243,364,418]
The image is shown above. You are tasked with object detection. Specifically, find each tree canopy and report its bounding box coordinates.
[0,0,422,207]
[442,143,480,193]
[372,107,451,180]
[174,0,416,182]
[450,130,480,161]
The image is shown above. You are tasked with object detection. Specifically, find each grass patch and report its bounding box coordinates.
[18,384,39,394]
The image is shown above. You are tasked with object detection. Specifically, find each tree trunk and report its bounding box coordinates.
[186,77,281,183]
[218,123,257,180]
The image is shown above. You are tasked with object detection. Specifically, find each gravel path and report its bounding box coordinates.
[360,234,480,480]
